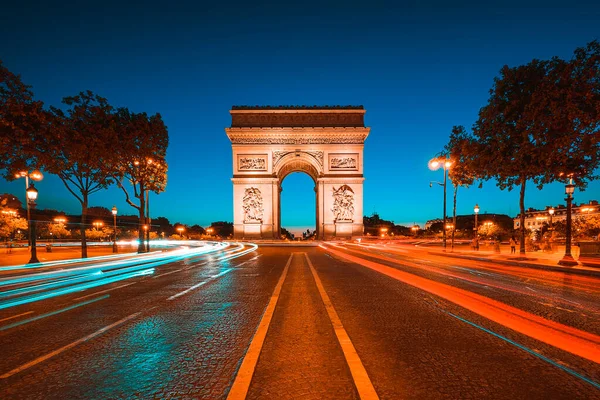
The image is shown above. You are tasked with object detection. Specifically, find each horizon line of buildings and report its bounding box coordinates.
[424,200,600,231]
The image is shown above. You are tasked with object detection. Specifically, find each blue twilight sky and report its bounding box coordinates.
[1,1,599,232]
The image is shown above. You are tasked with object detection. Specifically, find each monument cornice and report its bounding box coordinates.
[226,127,370,145]
[230,109,366,114]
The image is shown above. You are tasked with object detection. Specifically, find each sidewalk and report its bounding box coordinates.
[0,245,137,267]
[428,244,600,278]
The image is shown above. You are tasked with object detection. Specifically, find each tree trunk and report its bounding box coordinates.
[519,179,526,255]
[80,196,88,258]
[452,185,457,251]
[138,185,146,253]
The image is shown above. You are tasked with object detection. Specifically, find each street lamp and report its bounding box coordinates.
[429,157,452,251]
[559,182,578,266]
[26,183,39,264]
[112,206,118,253]
[177,226,184,239]
[473,204,480,233]
[15,170,43,247]
[411,224,419,237]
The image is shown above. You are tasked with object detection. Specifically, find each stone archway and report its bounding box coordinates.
[276,157,319,238]
[226,106,369,240]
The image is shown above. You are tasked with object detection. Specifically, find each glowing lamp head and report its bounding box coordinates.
[444,161,452,169]
[112,206,117,216]
[30,170,43,181]
[428,159,440,170]
[548,207,555,215]
[565,183,575,195]
[26,183,38,202]
[474,204,480,214]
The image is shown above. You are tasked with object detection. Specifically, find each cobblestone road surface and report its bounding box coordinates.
[0,244,598,399]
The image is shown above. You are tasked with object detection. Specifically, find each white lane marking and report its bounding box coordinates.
[167,255,260,301]
[73,283,136,301]
[227,254,292,400]
[167,268,233,301]
[0,311,34,323]
[153,268,183,278]
[305,253,379,400]
[0,312,141,379]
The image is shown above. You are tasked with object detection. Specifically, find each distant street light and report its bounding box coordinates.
[93,221,104,230]
[559,181,578,266]
[112,206,118,253]
[429,157,452,251]
[177,226,185,239]
[548,207,555,233]
[411,224,419,237]
[380,227,388,238]
[26,183,39,264]
[473,204,480,234]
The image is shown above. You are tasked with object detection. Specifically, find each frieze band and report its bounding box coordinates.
[238,155,267,171]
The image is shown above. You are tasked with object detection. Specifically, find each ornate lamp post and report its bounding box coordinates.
[429,157,452,251]
[112,206,118,253]
[558,182,578,266]
[15,170,43,247]
[26,183,39,264]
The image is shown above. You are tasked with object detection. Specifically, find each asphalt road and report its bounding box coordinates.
[0,242,598,399]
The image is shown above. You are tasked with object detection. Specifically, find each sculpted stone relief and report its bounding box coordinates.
[272,150,324,168]
[329,154,358,170]
[238,156,267,171]
[243,187,264,223]
[332,185,355,222]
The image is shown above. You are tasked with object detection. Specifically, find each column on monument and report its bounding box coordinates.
[315,184,319,239]
[317,179,327,239]
[273,180,280,239]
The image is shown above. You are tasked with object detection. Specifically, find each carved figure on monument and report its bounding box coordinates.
[243,187,264,223]
[332,185,355,222]
[239,157,266,170]
[330,156,357,169]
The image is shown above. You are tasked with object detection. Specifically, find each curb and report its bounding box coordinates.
[428,251,600,278]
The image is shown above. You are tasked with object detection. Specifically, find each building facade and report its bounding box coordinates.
[513,200,599,230]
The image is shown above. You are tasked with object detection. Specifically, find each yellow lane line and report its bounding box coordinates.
[227,253,293,400]
[305,253,380,400]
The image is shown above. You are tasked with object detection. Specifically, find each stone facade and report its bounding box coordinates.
[226,106,369,239]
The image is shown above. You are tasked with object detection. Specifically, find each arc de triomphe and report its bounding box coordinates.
[226,106,369,240]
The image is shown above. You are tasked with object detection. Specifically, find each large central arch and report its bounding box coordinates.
[226,105,369,240]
